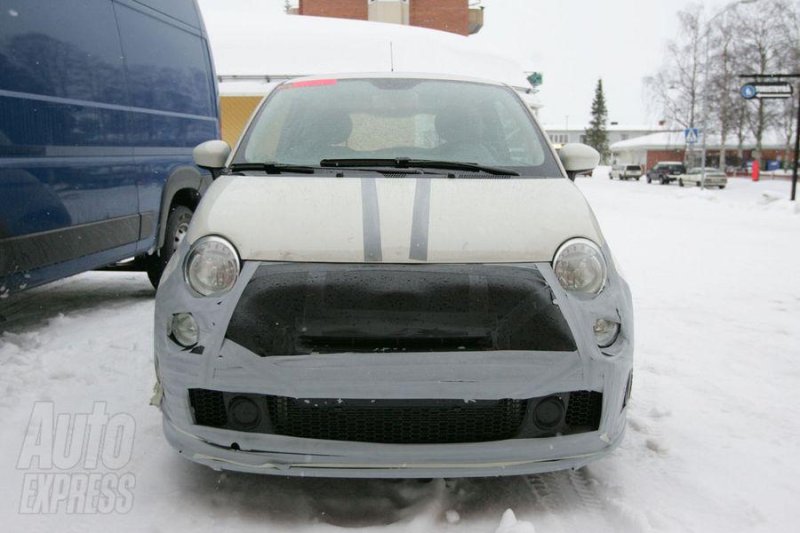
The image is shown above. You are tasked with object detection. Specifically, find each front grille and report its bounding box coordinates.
[267,397,526,444]
[226,263,576,357]
[188,389,604,443]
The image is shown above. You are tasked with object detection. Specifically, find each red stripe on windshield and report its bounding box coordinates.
[286,79,338,89]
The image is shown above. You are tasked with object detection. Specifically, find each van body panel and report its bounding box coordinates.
[0,0,219,293]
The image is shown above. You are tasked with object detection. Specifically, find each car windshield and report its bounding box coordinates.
[234,78,562,177]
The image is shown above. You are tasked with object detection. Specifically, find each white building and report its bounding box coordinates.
[541,124,664,148]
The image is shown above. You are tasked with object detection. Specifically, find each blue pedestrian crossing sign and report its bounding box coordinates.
[684,128,700,144]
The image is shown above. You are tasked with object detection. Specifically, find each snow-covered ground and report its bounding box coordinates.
[1,172,799,532]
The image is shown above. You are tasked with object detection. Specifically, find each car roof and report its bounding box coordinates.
[657,161,684,165]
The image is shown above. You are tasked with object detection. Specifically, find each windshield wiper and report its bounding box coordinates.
[319,158,520,176]
[228,162,318,174]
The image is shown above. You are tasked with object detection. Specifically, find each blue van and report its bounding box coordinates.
[0,0,219,296]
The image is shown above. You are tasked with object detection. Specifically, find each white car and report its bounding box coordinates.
[677,167,728,189]
[610,164,643,180]
[153,73,634,478]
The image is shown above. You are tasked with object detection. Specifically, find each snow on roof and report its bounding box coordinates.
[204,12,534,96]
[610,130,791,151]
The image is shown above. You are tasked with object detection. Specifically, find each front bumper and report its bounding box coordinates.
[154,258,634,477]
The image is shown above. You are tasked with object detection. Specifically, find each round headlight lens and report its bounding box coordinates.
[553,238,608,295]
[184,236,240,297]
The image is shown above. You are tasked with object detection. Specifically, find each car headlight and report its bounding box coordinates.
[553,238,607,295]
[184,236,240,297]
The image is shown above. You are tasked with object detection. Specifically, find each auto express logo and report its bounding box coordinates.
[16,402,136,514]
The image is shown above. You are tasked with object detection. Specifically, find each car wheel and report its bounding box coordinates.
[636,177,640,181]
[646,176,651,183]
[147,204,193,289]
[679,179,684,187]
[719,185,725,189]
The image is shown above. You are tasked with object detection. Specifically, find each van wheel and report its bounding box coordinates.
[679,179,684,187]
[147,205,193,289]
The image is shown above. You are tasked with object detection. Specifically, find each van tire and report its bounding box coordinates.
[147,205,193,289]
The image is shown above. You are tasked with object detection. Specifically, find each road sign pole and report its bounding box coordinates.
[792,84,799,201]
[739,74,800,201]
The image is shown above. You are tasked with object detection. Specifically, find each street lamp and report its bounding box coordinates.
[699,0,760,189]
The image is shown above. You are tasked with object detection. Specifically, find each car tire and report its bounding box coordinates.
[646,176,651,183]
[679,179,684,187]
[636,177,640,181]
[719,185,725,189]
[147,204,193,289]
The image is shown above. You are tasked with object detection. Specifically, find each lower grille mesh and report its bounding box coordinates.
[267,397,526,444]
[187,389,603,442]
[565,390,603,429]
[189,389,227,428]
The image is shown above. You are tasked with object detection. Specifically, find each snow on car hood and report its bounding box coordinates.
[186,175,604,263]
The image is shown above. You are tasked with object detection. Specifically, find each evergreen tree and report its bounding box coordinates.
[585,79,610,162]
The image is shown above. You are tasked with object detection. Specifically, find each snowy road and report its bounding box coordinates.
[2,173,799,532]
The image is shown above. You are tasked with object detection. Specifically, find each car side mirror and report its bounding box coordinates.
[193,140,231,178]
[558,143,601,180]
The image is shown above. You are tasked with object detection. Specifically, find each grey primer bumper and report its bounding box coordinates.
[155,260,634,478]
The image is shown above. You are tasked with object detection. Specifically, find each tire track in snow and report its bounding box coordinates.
[523,469,646,533]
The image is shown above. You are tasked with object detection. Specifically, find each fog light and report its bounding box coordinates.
[228,396,261,430]
[533,396,565,430]
[170,313,199,347]
[594,319,620,348]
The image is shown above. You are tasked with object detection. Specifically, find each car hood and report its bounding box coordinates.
[186,175,604,263]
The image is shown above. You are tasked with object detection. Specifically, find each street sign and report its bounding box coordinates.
[527,72,543,88]
[684,128,700,144]
[740,82,793,100]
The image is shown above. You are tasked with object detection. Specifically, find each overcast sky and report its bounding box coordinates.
[198,0,731,127]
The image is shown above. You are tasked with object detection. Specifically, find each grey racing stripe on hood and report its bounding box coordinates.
[409,178,432,261]
[361,177,383,261]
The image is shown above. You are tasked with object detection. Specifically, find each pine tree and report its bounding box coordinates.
[585,79,610,163]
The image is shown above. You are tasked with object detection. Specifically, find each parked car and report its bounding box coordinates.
[0,0,219,295]
[677,168,728,189]
[154,73,634,478]
[646,161,686,185]
[610,164,643,180]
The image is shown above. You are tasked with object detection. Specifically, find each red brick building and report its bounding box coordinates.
[296,0,483,36]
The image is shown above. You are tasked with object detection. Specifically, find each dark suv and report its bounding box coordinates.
[646,162,686,185]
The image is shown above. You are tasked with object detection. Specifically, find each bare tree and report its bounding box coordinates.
[645,5,706,129]
[647,0,800,170]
